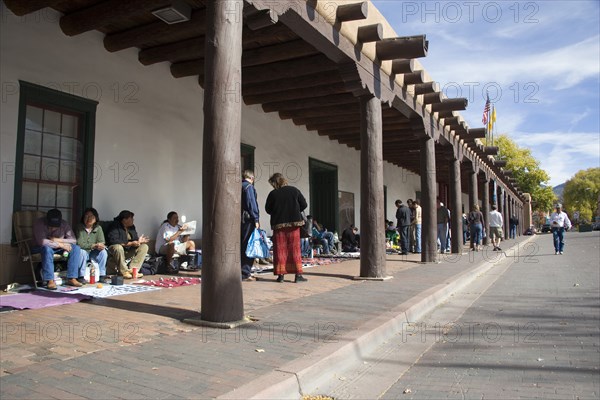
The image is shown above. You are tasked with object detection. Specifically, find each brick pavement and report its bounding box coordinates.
[0,237,533,399]
[381,232,600,400]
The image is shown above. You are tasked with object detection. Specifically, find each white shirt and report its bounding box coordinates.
[550,211,571,229]
[489,210,503,228]
[155,222,181,253]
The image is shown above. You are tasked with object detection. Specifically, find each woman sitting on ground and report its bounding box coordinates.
[75,207,108,283]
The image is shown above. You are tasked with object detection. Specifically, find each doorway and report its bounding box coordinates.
[309,158,338,233]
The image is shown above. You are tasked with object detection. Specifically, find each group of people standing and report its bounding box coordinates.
[241,170,308,283]
[394,199,422,255]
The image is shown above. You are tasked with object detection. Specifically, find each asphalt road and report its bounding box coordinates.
[330,231,600,400]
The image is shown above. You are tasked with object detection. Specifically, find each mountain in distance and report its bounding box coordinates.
[553,183,565,200]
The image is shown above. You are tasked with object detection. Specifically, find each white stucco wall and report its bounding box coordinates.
[0,4,421,245]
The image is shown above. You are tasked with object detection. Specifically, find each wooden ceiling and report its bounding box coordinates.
[4,0,520,198]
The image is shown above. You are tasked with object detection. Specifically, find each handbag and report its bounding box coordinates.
[246,228,269,258]
[300,212,312,238]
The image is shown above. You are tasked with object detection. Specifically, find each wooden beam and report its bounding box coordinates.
[357,24,383,43]
[483,146,499,155]
[245,8,278,30]
[279,104,359,119]
[402,71,425,85]
[376,35,428,60]
[3,0,64,16]
[139,37,204,66]
[413,82,437,95]
[430,98,468,112]
[468,128,486,138]
[60,0,169,36]
[423,92,442,104]
[244,82,352,106]
[262,93,357,113]
[337,2,368,22]
[244,54,337,84]
[243,70,341,97]
[105,8,207,52]
[391,59,415,74]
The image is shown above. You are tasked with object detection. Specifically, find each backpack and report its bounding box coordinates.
[140,256,164,275]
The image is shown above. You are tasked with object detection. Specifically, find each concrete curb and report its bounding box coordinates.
[218,237,535,399]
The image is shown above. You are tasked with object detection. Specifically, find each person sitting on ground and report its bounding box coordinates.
[341,225,360,252]
[33,208,83,289]
[75,207,108,283]
[385,220,399,246]
[155,211,196,272]
[106,210,149,279]
[311,218,335,254]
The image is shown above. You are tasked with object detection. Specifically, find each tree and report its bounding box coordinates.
[562,168,600,223]
[494,135,556,211]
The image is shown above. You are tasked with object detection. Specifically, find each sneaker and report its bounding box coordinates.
[66,278,83,287]
[242,276,256,282]
[559,251,564,255]
[555,251,559,255]
[492,247,498,251]
[46,280,57,290]
[497,247,502,251]
[276,274,284,283]
[294,274,307,283]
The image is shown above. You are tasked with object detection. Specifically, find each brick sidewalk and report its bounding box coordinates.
[1,237,531,399]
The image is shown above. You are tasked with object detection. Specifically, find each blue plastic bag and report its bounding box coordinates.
[245,229,269,259]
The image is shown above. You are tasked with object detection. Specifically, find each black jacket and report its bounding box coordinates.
[265,185,307,230]
[396,205,411,227]
[106,220,140,246]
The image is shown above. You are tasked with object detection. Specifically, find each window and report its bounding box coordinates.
[241,143,255,174]
[14,81,98,226]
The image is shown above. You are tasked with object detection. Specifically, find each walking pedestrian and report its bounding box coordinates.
[549,204,571,255]
[488,205,504,251]
[468,204,484,251]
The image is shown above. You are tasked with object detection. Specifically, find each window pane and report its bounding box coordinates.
[43,110,61,134]
[60,160,77,183]
[25,105,43,131]
[23,155,40,179]
[42,133,60,158]
[56,186,72,208]
[62,114,78,138]
[38,184,56,207]
[24,130,42,155]
[58,208,72,226]
[41,157,59,181]
[21,182,38,206]
[60,137,77,161]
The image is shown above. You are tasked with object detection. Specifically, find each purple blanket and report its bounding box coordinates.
[0,291,90,310]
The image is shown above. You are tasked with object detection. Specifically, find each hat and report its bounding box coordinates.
[555,203,562,208]
[46,208,62,227]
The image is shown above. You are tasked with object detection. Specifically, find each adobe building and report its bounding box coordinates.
[0,0,525,322]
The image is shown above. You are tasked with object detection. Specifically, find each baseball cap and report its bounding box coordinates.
[46,208,62,227]
[555,203,562,209]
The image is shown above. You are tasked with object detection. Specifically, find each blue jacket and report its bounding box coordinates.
[242,180,260,224]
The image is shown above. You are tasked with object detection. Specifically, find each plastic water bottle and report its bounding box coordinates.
[62,251,69,259]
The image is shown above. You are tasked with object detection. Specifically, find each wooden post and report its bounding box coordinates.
[505,195,511,240]
[359,95,386,278]
[420,136,437,263]
[468,166,478,212]
[497,186,504,235]
[481,176,490,245]
[201,0,244,323]
[449,158,462,254]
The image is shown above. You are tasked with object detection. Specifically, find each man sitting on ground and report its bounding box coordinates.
[33,208,83,289]
[341,225,360,253]
[155,211,195,272]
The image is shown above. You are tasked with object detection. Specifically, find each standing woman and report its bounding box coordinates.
[265,173,308,283]
[468,204,485,251]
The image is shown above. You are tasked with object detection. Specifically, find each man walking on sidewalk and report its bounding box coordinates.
[549,203,571,255]
[488,205,504,251]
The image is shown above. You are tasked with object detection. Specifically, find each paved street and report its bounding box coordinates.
[374,232,600,399]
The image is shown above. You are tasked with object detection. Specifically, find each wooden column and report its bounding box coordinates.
[481,177,490,245]
[449,158,463,254]
[420,136,437,263]
[497,186,504,230]
[505,195,512,240]
[503,191,509,240]
[201,0,244,323]
[359,95,386,278]
[468,166,478,211]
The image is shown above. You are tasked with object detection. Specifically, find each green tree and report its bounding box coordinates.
[562,168,600,223]
[495,135,556,211]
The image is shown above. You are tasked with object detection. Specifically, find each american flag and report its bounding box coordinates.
[482,95,490,125]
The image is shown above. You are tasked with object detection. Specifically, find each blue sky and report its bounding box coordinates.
[373,0,600,186]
